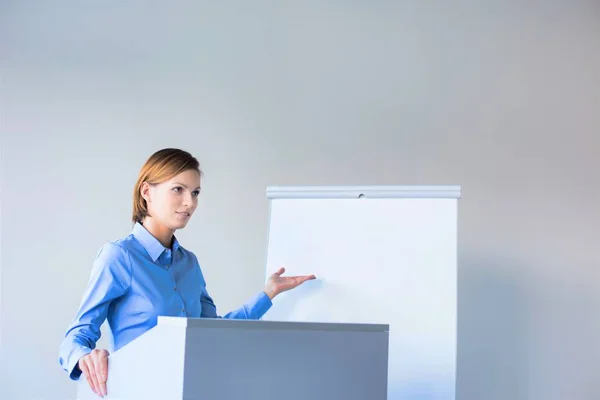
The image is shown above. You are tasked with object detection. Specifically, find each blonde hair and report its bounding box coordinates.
[132,148,201,224]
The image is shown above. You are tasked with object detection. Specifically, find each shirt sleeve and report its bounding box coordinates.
[58,243,132,380]
[193,254,272,319]
[200,287,273,320]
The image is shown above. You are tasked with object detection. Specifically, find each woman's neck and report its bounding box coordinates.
[141,217,174,249]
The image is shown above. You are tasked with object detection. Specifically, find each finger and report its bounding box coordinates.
[100,350,109,382]
[80,362,96,396]
[298,276,315,285]
[89,357,103,397]
[275,267,285,276]
[285,275,314,283]
[96,352,108,396]
[84,358,101,396]
[282,277,305,287]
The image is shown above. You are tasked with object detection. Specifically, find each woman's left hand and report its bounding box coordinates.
[264,267,316,300]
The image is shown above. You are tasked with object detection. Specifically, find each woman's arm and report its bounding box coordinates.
[199,267,315,319]
[58,243,132,380]
[200,287,273,319]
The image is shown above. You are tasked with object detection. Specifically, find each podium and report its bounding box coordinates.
[77,316,390,400]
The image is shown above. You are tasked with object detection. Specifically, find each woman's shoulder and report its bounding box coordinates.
[86,239,134,286]
[96,233,135,255]
[91,231,141,268]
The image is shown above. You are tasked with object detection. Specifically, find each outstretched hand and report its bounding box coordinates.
[264,267,316,300]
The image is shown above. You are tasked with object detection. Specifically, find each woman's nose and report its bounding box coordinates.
[183,193,195,206]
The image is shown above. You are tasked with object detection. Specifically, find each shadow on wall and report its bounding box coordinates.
[456,254,530,400]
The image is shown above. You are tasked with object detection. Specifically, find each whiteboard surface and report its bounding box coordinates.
[262,194,457,399]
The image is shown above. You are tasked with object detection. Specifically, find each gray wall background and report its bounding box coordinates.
[1,2,599,399]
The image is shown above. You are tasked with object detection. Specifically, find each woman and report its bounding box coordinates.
[58,148,315,397]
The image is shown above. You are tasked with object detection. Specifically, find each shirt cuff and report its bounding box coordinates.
[65,346,93,381]
[254,290,273,319]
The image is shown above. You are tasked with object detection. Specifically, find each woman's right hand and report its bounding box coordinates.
[78,349,110,397]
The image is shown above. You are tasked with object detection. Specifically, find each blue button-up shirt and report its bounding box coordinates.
[59,222,272,380]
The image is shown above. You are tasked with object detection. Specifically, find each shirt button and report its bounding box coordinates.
[173,286,177,291]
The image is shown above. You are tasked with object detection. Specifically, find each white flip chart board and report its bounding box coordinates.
[262,185,460,400]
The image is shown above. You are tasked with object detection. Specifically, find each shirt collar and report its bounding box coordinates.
[132,222,181,262]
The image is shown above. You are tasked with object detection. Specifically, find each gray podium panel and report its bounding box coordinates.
[77,317,389,400]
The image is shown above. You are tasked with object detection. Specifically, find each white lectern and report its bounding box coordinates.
[77,316,390,400]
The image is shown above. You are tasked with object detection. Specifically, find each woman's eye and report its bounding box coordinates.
[192,190,200,197]
[173,187,182,193]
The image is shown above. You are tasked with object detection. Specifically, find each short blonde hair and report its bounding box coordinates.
[132,148,201,224]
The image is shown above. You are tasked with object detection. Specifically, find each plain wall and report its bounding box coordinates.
[1,2,599,399]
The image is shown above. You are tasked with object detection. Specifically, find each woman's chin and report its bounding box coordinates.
[170,219,190,230]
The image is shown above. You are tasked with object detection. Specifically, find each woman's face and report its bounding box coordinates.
[142,169,201,231]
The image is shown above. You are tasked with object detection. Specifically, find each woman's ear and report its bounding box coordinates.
[140,182,151,203]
